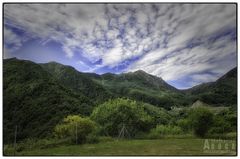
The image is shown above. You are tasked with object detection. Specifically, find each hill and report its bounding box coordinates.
[41,62,113,103]
[3,58,237,143]
[185,67,237,106]
[41,62,188,109]
[91,70,187,109]
[3,58,94,143]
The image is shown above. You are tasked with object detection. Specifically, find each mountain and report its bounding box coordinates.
[3,58,237,143]
[3,58,94,143]
[41,62,114,103]
[92,70,187,108]
[185,67,237,106]
[105,70,178,91]
[40,62,187,109]
[3,58,184,143]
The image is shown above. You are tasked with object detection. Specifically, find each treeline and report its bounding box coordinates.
[53,98,236,145]
[3,58,237,145]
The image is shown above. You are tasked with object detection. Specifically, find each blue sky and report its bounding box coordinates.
[3,4,237,89]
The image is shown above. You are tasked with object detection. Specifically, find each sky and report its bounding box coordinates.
[3,3,237,89]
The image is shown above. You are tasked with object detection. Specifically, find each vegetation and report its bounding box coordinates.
[209,109,237,134]
[188,107,214,137]
[177,119,191,133]
[185,67,237,106]
[3,58,93,143]
[5,139,236,156]
[142,103,171,125]
[152,125,183,135]
[42,62,113,103]
[3,58,237,155]
[91,98,152,137]
[54,115,96,144]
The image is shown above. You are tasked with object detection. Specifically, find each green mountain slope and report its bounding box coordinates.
[185,67,237,106]
[40,62,188,109]
[41,62,114,103]
[3,58,94,143]
[92,70,188,109]
[3,58,237,143]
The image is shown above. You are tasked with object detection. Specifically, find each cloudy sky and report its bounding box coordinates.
[4,3,237,89]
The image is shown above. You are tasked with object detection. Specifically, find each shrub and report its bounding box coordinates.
[142,103,171,126]
[90,98,153,137]
[146,131,162,139]
[153,125,183,135]
[54,115,96,144]
[177,119,191,133]
[86,133,99,144]
[209,109,237,134]
[209,116,231,134]
[145,125,183,139]
[188,107,213,137]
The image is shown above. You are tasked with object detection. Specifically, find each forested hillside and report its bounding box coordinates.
[3,58,237,143]
[185,67,237,107]
[3,58,93,143]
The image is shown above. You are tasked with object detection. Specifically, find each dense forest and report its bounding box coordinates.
[3,58,237,145]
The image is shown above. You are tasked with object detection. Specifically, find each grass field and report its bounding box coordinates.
[7,138,236,156]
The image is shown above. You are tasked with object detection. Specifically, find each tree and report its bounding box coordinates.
[189,107,213,137]
[54,115,95,144]
[177,119,191,133]
[142,103,171,126]
[210,109,237,134]
[90,98,152,137]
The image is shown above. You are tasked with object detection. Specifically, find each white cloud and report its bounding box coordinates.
[62,45,74,58]
[4,4,236,88]
[102,47,123,67]
[128,36,236,87]
[191,73,219,84]
[4,27,23,56]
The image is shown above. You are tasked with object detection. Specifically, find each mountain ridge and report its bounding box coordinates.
[4,58,237,108]
[4,57,237,90]
[3,58,94,143]
[3,57,237,143]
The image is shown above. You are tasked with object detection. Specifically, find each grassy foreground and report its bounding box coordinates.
[9,138,236,156]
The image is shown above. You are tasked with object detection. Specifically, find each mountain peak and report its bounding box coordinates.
[5,57,18,60]
[127,70,151,77]
[218,67,237,81]
[46,61,65,67]
[48,61,60,64]
[132,70,164,81]
[43,61,77,72]
[134,70,148,74]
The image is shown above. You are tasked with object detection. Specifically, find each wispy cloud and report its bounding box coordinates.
[4,27,23,53]
[4,4,236,88]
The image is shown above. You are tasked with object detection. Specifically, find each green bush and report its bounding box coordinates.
[146,131,163,139]
[209,116,231,134]
[144,125,183,139]
[90,98,153,137]
[153,125,183,135]
[86,133,99,144]
[168,107,190,125]
[209,109,237,134]
[54,115,96,144]
[188,107,213,137]
[177,119,191,133]
[142,103,171,126]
